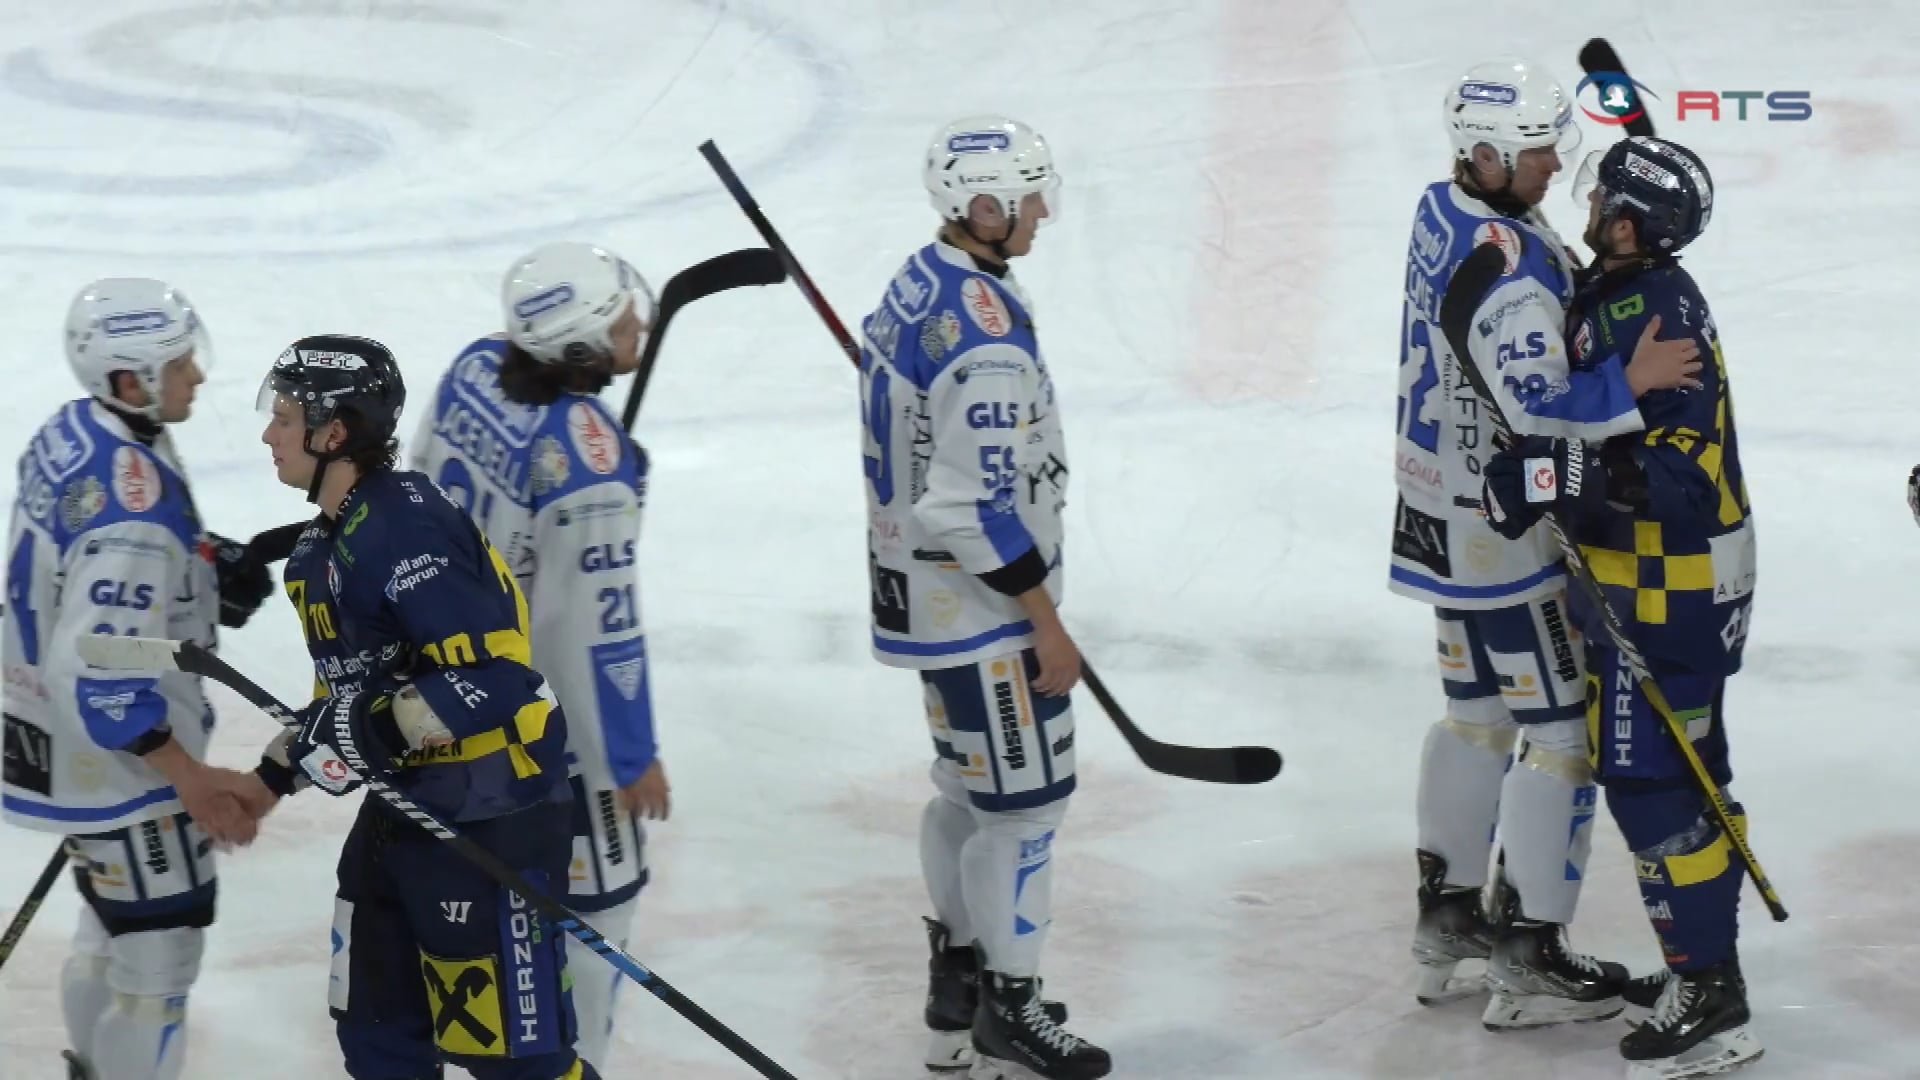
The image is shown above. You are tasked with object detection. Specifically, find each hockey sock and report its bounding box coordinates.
[565,895,637,1072]
[920,765,979,944]
[1610,787,1746,971]
[1415,701,1516,889]
[960,801,1067,978]
[1497,718,1597,925]
[62,907,112,1061]
[90,992,188,1080]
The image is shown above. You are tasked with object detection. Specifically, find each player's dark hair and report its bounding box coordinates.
[498,341,612,406]
[336,404,400,473]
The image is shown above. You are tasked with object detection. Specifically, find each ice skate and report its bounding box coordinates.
[923,920,1068,1072]
[1411,849,1493,1005]
[1620,963,1762,1078]
[968,970,1109,1080]
[61,1050,96,1080]
[1482,878,1627,1029]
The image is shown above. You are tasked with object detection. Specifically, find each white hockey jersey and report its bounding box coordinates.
[1390,181,1646,610]
[408,340,656,796]
[860,241,1068,669]
[3,400,219,834]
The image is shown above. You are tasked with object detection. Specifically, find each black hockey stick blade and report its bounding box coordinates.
[1082,664,1282,785]
[0,846,69,971]
[619,248,787,431]
[1436,245,1788,922]
[1578,38,1657,137]
[77,633,805,1076]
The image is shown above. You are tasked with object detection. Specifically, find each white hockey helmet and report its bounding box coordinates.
[64,278,213,417]
[923,115,1061,226]
[502,241,657,365]
[1442,59,1581,171]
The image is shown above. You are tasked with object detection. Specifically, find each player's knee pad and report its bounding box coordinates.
[1496,718,1598,924]
[1608,783,1746,970]
[104,926,203,999]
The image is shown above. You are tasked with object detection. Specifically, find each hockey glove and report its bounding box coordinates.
[284,682,411,795]
[207,532,274,628]
[1481,436,1606,541]
[1908,465,1920,528]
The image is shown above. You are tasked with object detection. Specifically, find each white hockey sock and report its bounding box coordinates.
[959,802,1067,978]
[89,992,187,1080]
[921,788,978,943]
[1498,719,1596,925]
[63,907,112,1061]
[566,896,638,1073]
[1415,705,1516,888]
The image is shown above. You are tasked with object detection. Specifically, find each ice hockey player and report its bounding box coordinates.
[1,278,277,1080]
[249,335,599,1080]
[1392,59,1704,1030]
[1482,135,1761,1080]
[409,241,665,1072]
[858,116,1105,1080]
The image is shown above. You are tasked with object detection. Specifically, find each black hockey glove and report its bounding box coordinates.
[1908,466,1920,528]
[285,681,409,796]
[1481,436,1607,541]
[207,532,274,628]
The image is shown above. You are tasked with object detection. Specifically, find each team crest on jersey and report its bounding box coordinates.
[567,403,619,475]
[326,557,343,600]
[530,435,571,495]
[920,310,963,360]
[62,476,106,530]
[1472,221,1523,274]
[1573,320,1594,360]
[961,278,1011,337]
[604,656,645,701]
[111,447,160,512]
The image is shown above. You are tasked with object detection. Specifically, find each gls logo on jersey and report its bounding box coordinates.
[89,579,155,610]
[579,540,636,573]
[965,402,1021,430]
[1495,332,1548,369]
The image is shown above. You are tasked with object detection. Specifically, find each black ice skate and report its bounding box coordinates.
[1481,877,1627,1030]
[1411,849,1493,1005]
[922,920,1068,1072]
[61,1050,95,1080]
[1619,963,1762,1079]
[1623,954,1745,1024]
[969,970,1110,1080]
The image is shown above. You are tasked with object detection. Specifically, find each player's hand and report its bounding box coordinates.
[1624,315,1703,397]
[618,759,670,821]
[1481,436,1607,540]
[177,766,262,848]
[229,770,281,821]
[1029,618,1082,697]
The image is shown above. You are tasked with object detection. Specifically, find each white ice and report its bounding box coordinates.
[2,1,1916,1077]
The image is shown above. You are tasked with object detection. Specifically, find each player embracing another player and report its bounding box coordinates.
[1482,135,1763,1079]
[1391,59,1704,1031]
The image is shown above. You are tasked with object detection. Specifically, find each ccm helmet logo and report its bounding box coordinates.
[101,310,172,336]
[514,284,576,320]
[1458,81,1519,106]
[947,132,1011,153]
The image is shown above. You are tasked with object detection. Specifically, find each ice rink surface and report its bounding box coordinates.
[1,1,1915,1076]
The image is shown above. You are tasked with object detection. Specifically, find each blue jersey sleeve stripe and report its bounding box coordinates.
[3,785,178,823]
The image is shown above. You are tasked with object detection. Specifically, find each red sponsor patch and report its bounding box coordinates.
[961,278,1011,338]
[1530,464,1556,493]
[1473,221,1523,274]
[111,447,160,512]
[567,403,619,476]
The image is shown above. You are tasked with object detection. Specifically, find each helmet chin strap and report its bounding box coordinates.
[300,429,347,506]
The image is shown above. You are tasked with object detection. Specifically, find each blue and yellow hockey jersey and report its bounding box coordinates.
[1563,260,1755,676]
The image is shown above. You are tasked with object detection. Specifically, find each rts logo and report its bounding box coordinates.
[1576,71,1812,123]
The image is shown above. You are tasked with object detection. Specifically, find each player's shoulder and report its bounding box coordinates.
[437,335,543,446]
[525,394,636,503]
[28,401,190,541]
[918,246,1032,376]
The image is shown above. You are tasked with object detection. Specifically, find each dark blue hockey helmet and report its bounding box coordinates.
[1572,136,1713,254]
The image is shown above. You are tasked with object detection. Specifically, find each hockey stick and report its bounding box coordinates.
[699,140,1282,786]
[619,248,788,430]
[1578,38,1657,138]
[75,635,802,1079]
[1438,243,1787,922]
[0,845,68,972]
